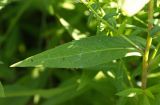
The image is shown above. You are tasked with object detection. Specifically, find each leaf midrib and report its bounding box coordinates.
[33,47,137,62]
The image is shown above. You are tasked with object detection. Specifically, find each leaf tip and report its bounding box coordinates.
[10,61,23,67]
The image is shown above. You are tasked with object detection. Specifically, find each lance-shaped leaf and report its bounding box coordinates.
[11,35,142,68]
[116,88,143,97]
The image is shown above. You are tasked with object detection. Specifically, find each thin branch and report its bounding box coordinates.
[142,0,154,89]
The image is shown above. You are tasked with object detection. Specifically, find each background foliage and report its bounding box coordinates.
[0,0,160,105]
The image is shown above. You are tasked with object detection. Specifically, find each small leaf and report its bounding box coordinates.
[149,54,160,71]
[116,88,143,97]
[103,12,117,28]
[150,25,160,37]
[117,19,128,35]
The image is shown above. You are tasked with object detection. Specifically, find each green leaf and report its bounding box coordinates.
[116,88,143,97]
[144,89,154,99]
[4,84,78,98]
[117,18,128,35]
[0,82,5,97]
[150,25,160,37]
[138,95,150,105]
[116,97,127,105]
[149,54,160,71]
[148,84,160,93]
[103,12,117,28]
[150,93,160,105]
[11,35,142,68]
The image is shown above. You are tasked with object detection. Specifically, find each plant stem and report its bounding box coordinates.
[142,0,154,89]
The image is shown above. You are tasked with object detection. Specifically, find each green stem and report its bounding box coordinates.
[142,0,154,89]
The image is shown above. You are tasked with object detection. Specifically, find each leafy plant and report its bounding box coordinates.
[0,0,160,105]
